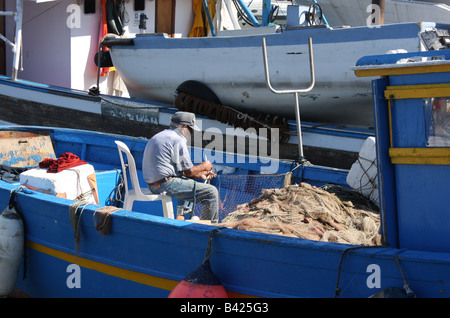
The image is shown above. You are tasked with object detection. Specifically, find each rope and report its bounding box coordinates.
[355,154,378,198]
[107,169,125,207]
[69,200,92,244]
[289,157,310,185]
[393,256,416,298]
[201,227,225,266]
[175,92,291,143]
[193,180,197,214]
[93,206,122,235]
[334,247,415,298]
[64,168,98,203]
[334,245,385,298]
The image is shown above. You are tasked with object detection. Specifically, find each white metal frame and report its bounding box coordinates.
[0,0,23,80]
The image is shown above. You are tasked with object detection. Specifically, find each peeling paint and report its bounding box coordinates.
[101,100,159,124]
[0,132,55,167]
[300,94,320,101]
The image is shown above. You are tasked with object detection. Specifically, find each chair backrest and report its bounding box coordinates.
[114,140,145,197]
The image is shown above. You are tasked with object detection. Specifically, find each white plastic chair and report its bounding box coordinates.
[114,140,174,218]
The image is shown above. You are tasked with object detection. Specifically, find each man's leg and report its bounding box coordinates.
[194,181,219,222]
[149,177,219,221]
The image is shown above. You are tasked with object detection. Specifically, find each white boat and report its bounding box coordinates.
[294,0,450,27]
[247,0,450,28]
[106,20,450,127]
[2,0,449,129]
[2,0,449,130]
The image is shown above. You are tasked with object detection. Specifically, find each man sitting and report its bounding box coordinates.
[142,111,218,221]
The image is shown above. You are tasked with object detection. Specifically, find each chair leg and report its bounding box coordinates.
[123,198,134,211]
[162,197,174,219]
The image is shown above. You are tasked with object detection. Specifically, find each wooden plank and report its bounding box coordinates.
[155,0,175,36]
[385,83,450,99]
[0,94,166,139]
[0,131,55,167]
[355,63,450,77]
[389,147,450,165]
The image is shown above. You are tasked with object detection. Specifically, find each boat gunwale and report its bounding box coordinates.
[2,125,450,298]
[107,22,429,51]
[4,177,450,264]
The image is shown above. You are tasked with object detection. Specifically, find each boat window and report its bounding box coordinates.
[425,97,450,147]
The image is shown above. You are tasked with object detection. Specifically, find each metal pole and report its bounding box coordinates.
[202,0,216,36]
[293,92,304,158]
[262,0,271,27]
[262,37,315,161]
[235,0,260,27]
[11,0,22,80]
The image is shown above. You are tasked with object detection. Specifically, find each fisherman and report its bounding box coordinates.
[142,111,219,221]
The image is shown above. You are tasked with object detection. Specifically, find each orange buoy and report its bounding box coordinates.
[169,228,228,298]
[168,259,228,298]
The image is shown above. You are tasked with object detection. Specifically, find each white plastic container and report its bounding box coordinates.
[0,206,24,297]
[346,137,379,206]
[20,164,98,204]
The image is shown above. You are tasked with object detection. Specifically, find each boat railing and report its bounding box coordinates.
[261,37,315,161]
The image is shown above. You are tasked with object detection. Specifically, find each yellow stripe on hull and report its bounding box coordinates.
[27,241,253,298]
[389,148,450,165]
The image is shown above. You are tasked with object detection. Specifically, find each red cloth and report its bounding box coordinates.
[39,152,87,173]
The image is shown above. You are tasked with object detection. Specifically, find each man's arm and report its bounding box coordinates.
[183,161,215,180]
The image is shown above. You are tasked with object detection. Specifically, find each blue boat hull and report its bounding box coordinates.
[0,126,449,298]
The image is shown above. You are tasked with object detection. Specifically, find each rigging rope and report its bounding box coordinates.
[175,92,291,143]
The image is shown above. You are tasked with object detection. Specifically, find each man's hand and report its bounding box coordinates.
[183,160,214,180]
[201,169,217,181]
[202,160,213,172]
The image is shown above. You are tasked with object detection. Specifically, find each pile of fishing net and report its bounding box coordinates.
[220,182,382,246]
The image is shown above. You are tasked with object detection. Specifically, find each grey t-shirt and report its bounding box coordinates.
[142,128,193,184]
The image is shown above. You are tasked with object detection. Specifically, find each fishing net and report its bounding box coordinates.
[192,173,286,220]
[194,173,381,246]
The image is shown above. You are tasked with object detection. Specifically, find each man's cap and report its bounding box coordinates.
[171,111,201,131]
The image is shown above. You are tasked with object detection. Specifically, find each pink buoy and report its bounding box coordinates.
[169,228,228,298]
